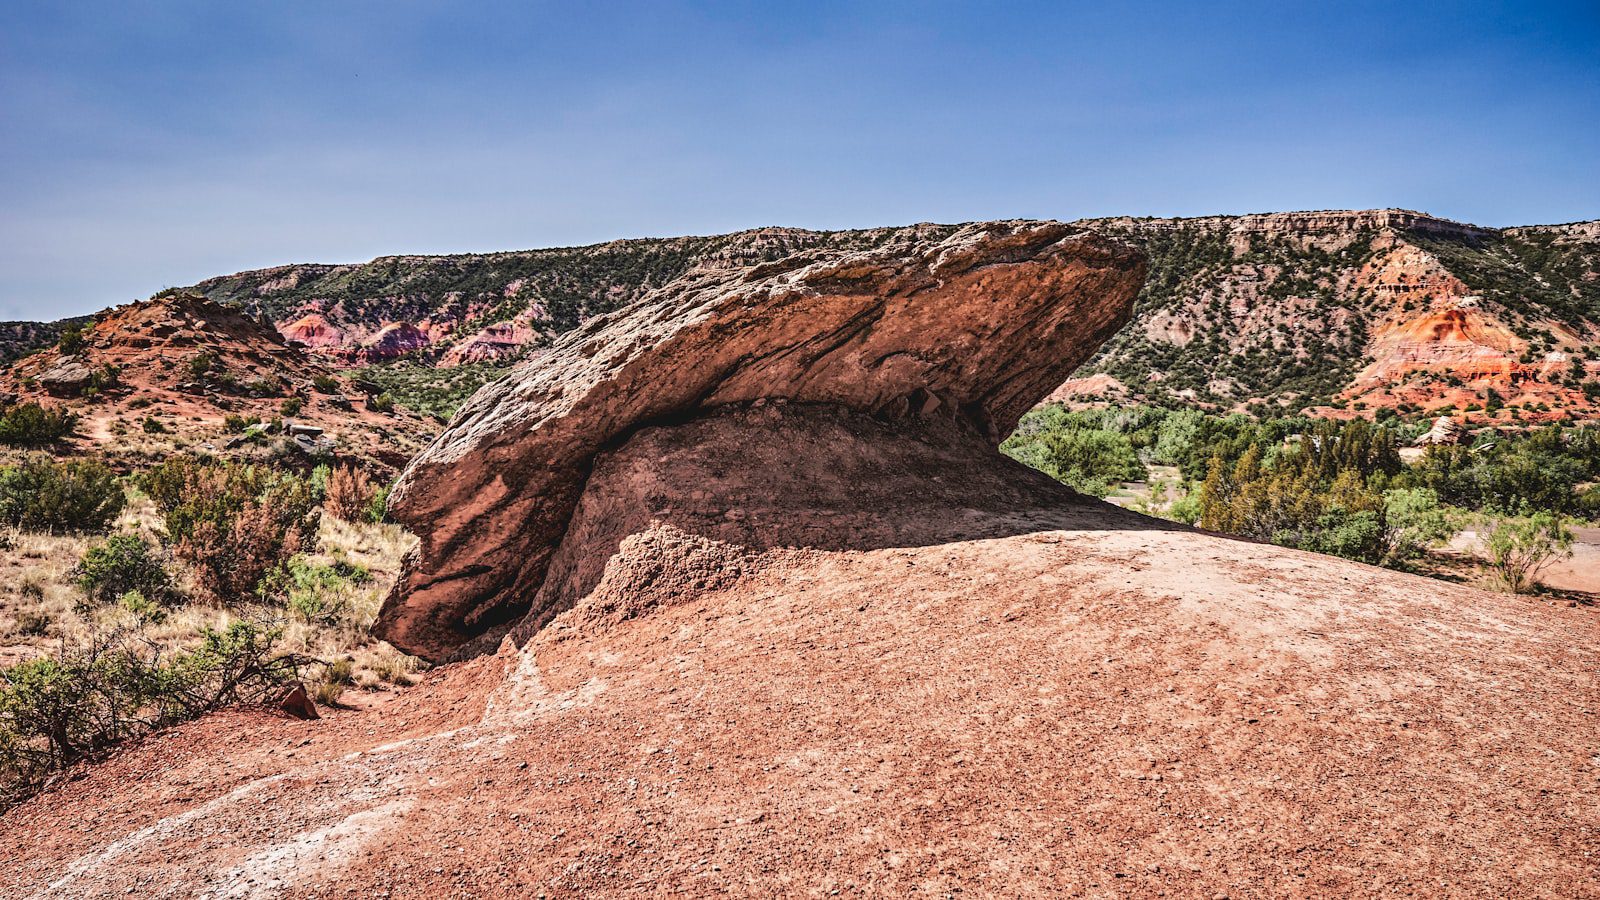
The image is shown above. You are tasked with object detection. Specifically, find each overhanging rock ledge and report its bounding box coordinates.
[375,220,1147,661]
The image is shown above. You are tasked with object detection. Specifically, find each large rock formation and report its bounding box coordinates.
[376,221,1145,661]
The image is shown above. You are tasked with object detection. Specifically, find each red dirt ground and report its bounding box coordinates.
[3,406,1596,897]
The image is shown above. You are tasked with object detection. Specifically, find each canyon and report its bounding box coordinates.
[176,209,1600,423]
[3,220,1595,897]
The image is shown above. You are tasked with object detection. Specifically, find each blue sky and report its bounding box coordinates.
[2,1,1597,320]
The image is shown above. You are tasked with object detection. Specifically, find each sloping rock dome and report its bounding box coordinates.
[376,221,1145,660]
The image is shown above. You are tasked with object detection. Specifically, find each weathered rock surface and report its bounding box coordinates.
[34,356,94,396]
[375,220,1145,660]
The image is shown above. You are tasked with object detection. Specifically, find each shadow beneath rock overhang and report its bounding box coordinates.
[460,401,1186,659]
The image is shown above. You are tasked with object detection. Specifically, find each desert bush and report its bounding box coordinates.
[1380,487,1460,568]
[265,557,361,626]
[1001,407,1147,497]
[141,416,167,434]
[1038,428,1145,497]
[223,414,261,433]
[117,590,166,625]
[1482,510,1575,594]
[13,609,51,638]
[56,323,87,355]
[279,397,303,417]
[75,534,173,604]
[140,458,320,603]
[0,620,306,809]
[364,482,392,524]
[311,374,340,394]
[1165,490,1202,525]
[0,402,77,447]
[366,392,395,413]
[0,457,125,532]
[18,574,45,601]
[323,465,374,523]
[313,657,354,706]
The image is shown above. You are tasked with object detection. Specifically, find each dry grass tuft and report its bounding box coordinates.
[1,502,424,699]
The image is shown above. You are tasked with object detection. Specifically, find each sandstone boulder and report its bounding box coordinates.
[1415,414,1469,446]
[376,220,1146,660]
[36,356,95,396]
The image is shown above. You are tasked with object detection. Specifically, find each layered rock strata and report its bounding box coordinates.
[375,221,1146,661]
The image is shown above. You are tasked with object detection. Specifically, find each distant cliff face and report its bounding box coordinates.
[0,319,78,366]
[1062,210,1600,422]
[180,210,1599,422]
[190,226,960,363]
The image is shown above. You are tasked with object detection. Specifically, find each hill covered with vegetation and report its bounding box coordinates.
[1065,211,1600,422]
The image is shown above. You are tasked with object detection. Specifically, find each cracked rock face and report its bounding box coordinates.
[375,220,1146,661]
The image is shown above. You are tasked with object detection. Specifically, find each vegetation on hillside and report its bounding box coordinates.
[1078,226,1381,408]
[0,454,422,810]
[354,361,510,420]
[191,225,963,364]
[1006,404,1596,580]
[1409,228,1600,335]
[0,402,77,447]
[0,319,81,367]
[0,619,305,807]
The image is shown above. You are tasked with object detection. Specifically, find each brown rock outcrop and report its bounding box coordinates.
[35,356,95,396]
[376,220,1145,661]
[357,321,433,359]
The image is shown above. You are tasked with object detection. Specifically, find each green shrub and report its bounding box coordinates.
[364,482,392,524]
[57,323,87,355]
[1380,487,1459,568]
[223,414,261,433]
[139,458,320,602]
[0,402,77,447]
[117,590,166,624]
[1165,490,1201,525]
[1041,428,1145,497]
[311,374,340,394]
[263,556,369,626]
[75,534,172,604]
[0,457,125,532]
[0,620,304,809]
[188,352,216,377]
[1482,510,1575,594]
[141,416,167,434]
[1001,406,1151,497]
[279,397,303,417]
[246,378,280,397]
[366,392,395,413]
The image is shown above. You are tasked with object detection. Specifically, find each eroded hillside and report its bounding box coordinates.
[1066,210,1600,421]
[173,210,1600,423]
[0,293,436,471]
[193,226,961,364]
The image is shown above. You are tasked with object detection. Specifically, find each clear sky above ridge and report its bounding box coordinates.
[2,0,1597,320]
